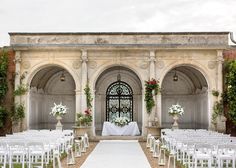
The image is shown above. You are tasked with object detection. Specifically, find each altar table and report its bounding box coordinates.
[102,121,140,136]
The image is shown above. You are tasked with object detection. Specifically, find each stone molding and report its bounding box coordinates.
[10,33,229,47]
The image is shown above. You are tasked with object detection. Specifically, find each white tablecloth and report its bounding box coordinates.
[102,122,140,136]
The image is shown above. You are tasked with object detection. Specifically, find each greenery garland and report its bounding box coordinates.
[225,60,236,124]
[144,78,160,114]
[84,83,93,109]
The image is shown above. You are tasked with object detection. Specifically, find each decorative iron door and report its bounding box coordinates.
[106,81,133,121]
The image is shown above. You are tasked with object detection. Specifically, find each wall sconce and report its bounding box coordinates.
[60,71,65,82]
[173,70,178,82]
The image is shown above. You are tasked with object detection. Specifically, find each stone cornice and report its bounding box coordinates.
[9,32,229,49]
[10,44,229,51]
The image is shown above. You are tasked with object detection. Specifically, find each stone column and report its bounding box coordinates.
[216,50,226,133]
[149,51,156,79]
[217,50,224,94]
[75,89,81,117]
[148,51,156,122]
[14,51,21,103]
[81,50,88,112]
[91,89,96,136]
[13,51,24,132]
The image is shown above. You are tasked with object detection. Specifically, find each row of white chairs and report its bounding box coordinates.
[147,134,174,168]
[162,129,236,168]
[0,129,74,168]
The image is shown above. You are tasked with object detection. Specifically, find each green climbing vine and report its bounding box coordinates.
[11,103,25,122]
[84,83,93,110]
[0,50,8,100]
[13,84,28,96]
[0,50,8,128]
[225,60,236,125]
[211,90,224,125]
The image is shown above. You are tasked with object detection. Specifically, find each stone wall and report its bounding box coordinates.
[0,47,15,135]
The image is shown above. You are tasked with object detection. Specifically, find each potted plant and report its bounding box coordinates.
[76,109,92,127]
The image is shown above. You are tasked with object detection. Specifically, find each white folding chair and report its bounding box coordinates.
[27,141,45,168]
[193,143,213,168]
[8,141,26,168]
[216,144,236,168]
[0,142,8,168]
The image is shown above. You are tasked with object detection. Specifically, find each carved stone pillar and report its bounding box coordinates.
[217,50,224,94]
[75,89,81,117]
[14,51,21,104]
[216,50,226,133]
[146,51,157,127]
[91,89,96,136]
[81,50,88,112]
[149,51,156,79]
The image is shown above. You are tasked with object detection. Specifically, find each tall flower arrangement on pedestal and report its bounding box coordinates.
[50,102,67,130]
[50,102,67,117]
[144,78,160,114]
[168,104,184,116]
[168,104,184,129]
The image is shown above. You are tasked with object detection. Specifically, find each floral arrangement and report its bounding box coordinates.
[112,117,130,127]
[50,102,67,116]
[145,78,160,114]
[76,109,92,126]
[168,104,184,116]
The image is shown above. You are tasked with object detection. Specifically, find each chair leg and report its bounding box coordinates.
[167,155,171,168]
[173,156,176,168]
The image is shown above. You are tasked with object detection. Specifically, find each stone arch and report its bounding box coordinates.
[159,61,211,90]
[93,65,143,135]
[90,62,144,91]
[25,60,80,90]
[26,61,77,129]
[161,64,209,129]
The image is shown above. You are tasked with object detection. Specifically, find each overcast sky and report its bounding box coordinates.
[0,0,236,46]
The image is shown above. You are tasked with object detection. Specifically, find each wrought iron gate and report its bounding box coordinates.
[106,81,133,121]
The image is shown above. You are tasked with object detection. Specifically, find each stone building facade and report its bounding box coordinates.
[9,32,231,136]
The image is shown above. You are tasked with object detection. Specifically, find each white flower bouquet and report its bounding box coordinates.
[112,116,130,127]
[168,104,184,116]
[50,103,67,116]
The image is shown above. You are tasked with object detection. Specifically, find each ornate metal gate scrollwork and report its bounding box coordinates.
[106,81,133,121]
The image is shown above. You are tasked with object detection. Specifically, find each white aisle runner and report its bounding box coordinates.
[81,140,151,168]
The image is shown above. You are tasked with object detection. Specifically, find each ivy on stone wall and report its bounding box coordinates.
[225,60,236,124]
[0,50,8,128]
[0,51,8,100]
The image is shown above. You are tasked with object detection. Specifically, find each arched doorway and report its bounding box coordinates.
[29,65,76,129]
[161,66,208,129]
[95,66,142,135]
[106,81,133,121]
